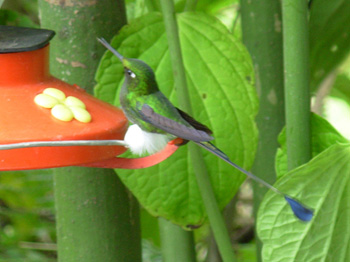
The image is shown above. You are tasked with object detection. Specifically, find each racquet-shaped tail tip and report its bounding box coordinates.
[192,141,315,222]
[285,196,314,222]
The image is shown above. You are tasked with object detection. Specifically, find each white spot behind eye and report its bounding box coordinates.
[127,69,136,78]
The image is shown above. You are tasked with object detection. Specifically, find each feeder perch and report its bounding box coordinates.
[0,26,179,171]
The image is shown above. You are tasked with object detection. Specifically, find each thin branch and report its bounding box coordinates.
[19,241,57,251]
[159,0,236,261]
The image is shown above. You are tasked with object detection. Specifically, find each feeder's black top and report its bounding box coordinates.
[0,26,55,53]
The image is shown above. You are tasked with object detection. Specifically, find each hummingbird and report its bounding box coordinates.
[98,38,314,222]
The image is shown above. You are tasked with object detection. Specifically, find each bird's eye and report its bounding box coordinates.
[126,69,136,79]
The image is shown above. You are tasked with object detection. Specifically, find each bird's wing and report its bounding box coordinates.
[176,108,213,135]
[138,104,213,142]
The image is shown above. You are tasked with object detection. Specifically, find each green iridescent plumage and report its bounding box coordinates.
[98,38,314,222]
[119,57,212,141]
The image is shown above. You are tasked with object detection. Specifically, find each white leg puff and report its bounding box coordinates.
[124,124,170,155]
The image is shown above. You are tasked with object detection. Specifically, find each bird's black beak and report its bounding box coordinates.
[97,37,124,62]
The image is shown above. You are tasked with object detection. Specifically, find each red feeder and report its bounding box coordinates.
[0,26,179,171]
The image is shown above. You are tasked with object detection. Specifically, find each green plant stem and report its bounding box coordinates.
[159,218,196,262]
[53,167,141,262]
[39,0,126,94]
[241,0,284,260]
[282,0,311,170]
[159,0,236,261]
[39,1,142,261]
[184,0,198,11]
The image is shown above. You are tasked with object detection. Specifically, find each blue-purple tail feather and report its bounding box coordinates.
[196,141,314,222]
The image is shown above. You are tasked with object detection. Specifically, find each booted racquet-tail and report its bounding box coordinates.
[98,38,314,222]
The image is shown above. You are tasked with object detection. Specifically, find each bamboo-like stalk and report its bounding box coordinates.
[159,218,197,262]
[159,0,236,261]
[38,1,142,261]
[282,0,311,170]
[240,0,285,260]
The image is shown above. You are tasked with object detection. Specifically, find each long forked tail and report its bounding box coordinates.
[195,141,314,222]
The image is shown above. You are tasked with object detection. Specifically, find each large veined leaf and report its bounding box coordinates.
[310,0,350,90]
[95,12,257,227]
[258,143,350,261]
[275,113,348,178]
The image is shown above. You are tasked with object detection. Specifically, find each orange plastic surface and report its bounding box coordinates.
[83,142,179,169]
[83,138,183,169]
[0,44,181,171]
[0,44,129,170]
[0,43,182,171]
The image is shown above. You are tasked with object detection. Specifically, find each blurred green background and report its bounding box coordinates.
[1,0,350,261]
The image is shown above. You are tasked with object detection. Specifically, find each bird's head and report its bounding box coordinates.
[98,38,158,93]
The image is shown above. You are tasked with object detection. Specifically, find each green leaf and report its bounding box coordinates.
[196,0,239,14]
[142,240,162,262]
[0,9,38,27]
[275,113,348,178]
[126,0,187,20]
[309,0,350,90]
[126,0,151,21]
[236,243,256,262]
[258,143,350,261]
[95,12,257,228]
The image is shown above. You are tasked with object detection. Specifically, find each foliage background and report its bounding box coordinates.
[1,0,350,261]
